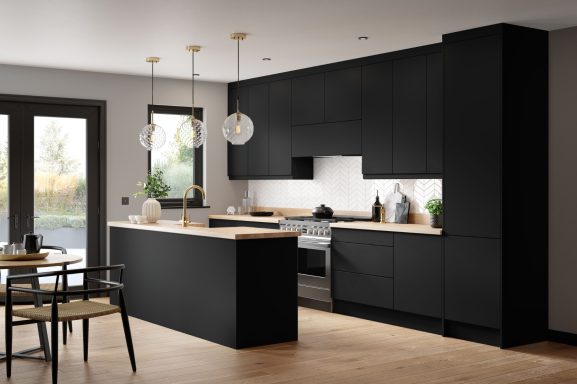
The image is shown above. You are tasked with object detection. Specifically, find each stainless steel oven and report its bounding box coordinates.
[280,219,333,310]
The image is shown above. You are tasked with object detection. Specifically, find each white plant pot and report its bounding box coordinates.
[142,198,161,223]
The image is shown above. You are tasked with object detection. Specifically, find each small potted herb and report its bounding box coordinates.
[134,169,171,223]
[424,198,443,228]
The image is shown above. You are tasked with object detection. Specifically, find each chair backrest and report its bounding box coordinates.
[41,245,67,254]
[6,265,125,299]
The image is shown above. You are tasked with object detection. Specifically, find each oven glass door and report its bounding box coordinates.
[298,241,329,277]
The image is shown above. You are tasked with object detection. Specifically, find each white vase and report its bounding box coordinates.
[142,198,161,223]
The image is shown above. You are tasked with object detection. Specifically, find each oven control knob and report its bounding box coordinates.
[324,229,331,236]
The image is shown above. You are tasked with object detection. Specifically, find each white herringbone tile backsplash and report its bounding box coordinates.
[249,157,442,222]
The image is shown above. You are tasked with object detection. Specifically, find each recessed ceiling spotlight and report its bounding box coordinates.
[358,36,369,41]
[262,57,271,61]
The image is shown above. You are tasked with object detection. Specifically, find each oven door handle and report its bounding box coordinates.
[298,241,331,251]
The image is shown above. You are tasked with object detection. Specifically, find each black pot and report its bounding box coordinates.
[312,204,334,219]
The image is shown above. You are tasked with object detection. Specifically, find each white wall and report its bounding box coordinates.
[0,64,248,225]
[249,157,442,221]
[549,26,577,334]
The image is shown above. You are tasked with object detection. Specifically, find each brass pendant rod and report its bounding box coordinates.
[236,37,240,114]
[191,49,195,118]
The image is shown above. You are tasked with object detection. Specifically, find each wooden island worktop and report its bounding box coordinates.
[108,220,298,349]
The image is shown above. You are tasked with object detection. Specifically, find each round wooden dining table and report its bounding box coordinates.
[0,254,83,362]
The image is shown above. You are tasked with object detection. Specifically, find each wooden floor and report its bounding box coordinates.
[1,301,577,383]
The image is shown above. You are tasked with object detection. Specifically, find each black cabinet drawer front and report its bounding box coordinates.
[292,120,361,157]
[333,270,393,309]
[332,228,393,246]
[332,242,393,277]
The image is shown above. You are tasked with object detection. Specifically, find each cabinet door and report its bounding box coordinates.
[332,242,393,277]
[394,234,442,318]
[426,53,443,174]
[445,236,501,329]
[268,79,292,176]
[362,61,393,175]
[325,67,362,122]
[247,83,269,176]
[444,36,501,238]
[227,86,249,178]
[393,55,427,174]
[333,270,394,309]
[291,73,324,125]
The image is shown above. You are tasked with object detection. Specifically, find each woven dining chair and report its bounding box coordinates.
[0,245,73,349]
[5,264,136,384]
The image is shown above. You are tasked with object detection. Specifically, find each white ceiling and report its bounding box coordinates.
[1,0,577,83]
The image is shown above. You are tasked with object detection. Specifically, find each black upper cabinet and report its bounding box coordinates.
[362,61,393,175]
[268,80,292,176]
[426,53,443,174]
[443,35,501,238]
[393,55,427,174]
[291,74,324,126]
[247,84,269,176]
[362,47,443,178]
[227,86,249,178]
[324,67,362,122]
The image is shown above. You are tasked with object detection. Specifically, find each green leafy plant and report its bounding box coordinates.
[134,169,171,198]
[424,198,443,216]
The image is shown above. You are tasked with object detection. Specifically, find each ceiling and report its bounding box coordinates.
[1,0,577,83]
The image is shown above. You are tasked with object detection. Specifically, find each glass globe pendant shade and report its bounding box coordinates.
[178,115,207,148]
[139,123,166,150]
[222,112,254,145]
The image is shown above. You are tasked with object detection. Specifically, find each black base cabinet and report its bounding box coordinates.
[331,229,443,335]
[443,24,548,348]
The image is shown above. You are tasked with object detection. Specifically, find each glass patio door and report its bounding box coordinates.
[0,101,101,286]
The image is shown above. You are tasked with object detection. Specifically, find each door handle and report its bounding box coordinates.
[7,214,19,230]
[26,215,39,229]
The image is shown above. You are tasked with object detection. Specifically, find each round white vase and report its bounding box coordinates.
[142,198,161,223]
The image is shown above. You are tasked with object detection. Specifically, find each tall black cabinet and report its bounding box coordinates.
[443,24,548,348]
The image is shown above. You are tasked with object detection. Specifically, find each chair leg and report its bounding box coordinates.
[83,319,89,362]
[68,321,73,333]
[119,291,136,372]
[6,287,13,378]
[51,308,59,384]
[62,322,67,345]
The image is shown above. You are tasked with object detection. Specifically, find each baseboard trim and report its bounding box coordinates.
[548,329,577,346]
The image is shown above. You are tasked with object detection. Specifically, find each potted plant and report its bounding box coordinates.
[134,169,171,223]
[424,198,443,228]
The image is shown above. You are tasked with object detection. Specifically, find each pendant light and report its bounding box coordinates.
[139,57,166,150]
[222,32,254,145]
[179,45,207,148]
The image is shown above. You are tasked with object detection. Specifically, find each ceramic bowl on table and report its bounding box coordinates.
[135,215,147,224]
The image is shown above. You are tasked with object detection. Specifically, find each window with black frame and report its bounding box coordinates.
[147,104,204,209]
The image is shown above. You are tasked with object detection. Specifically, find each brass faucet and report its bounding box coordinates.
[181,184,206,227]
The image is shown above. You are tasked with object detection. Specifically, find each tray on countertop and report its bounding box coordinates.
[0,252,50,261]
[249,211,275,217]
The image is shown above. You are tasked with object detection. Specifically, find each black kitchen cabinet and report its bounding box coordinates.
[209,219,279,230]
[394,234,442,318]
[426,53,443,174]
[393,55,427,174]
[333,270,394,310]
[444,35,501,238]
[324,67,362,122]
[292,120,361,157]
[443,24,548,348]
[362,61,393,175]
[362,47,443,178]
[444,236,500,329]
[247,83,269,176]
[227,81,312,180]
[227,86,249,178]
[332,242,393,277]
[268,80,292,176]
[291,73,324,126]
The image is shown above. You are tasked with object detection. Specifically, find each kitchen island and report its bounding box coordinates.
[108,220,300,349]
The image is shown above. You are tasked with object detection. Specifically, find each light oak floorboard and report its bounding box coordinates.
[0,300,576,383]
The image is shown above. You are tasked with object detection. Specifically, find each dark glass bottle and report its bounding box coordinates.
[372,191,383,222]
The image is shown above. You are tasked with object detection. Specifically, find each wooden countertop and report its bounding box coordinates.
[208,214,285,224]
[330,221,443,236]
[108,220,300,240]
